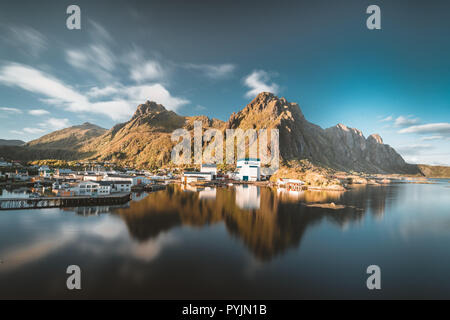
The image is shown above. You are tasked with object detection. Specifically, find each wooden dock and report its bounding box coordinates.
[0,193,132,210]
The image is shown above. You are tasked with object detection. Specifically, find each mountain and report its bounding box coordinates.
[26,122,107,150]
[0,139,25,146]
[0,93,422,174]
[227,92,418,173]
[80,101,225,167]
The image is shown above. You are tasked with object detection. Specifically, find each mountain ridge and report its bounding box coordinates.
[1,93,422,174]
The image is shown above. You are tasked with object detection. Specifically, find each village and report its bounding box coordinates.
[1,155,401,203]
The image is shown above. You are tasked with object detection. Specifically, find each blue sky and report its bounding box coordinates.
[0,0,449,165]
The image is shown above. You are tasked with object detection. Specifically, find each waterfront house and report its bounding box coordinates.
[56,168,73,176]
[102,174,139,186]
[200,164,217,178]
[182,171,214,183]
[236,158,261,181]
[72,181,111,196]
[277,178,305,191]
[98,181,132,193]
[83,173,103,182]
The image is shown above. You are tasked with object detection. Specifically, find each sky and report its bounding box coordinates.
[0,0,449,165]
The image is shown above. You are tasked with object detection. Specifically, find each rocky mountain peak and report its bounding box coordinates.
[132,101,167,120]
[368,134,383,144]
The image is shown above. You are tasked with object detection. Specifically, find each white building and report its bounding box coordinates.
[72,181,111,196]
[99,181,132,193]
[200,164,217,177]
[236,158,260,181]
[102,174,140,186]
[182,171,214,183]
[38,165,50,172]
[56,168,73,175]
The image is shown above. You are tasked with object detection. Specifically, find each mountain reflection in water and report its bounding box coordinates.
[110,184,387,261]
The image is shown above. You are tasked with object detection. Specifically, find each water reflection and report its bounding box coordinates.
[112,184,388,261]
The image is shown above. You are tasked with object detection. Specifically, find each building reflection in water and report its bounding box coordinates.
[199,187,216,200]
[235,185,260,210]
[109,184,391,261]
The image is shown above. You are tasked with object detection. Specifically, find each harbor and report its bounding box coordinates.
[0,192,132,210]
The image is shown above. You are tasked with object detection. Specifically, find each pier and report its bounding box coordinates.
[0,193,132,210]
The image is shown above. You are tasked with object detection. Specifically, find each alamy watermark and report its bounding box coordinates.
[170,121,280,173]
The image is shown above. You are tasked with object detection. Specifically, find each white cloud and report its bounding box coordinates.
[124,84,189,110]
[380,115,393,122]
[185,63,235,79]
[394,115,420,127]
[66,44,116,81]
[87,86,120,98]
[23,127,46,134]
[40,118,71,130]
[28,109,50,116]
[420,135,444,141]
[0,107,22,114]
[5,26,47,57]
[244,70,279,98]
[0,63,188,121]
[130,61,166,82]
[399,123,450,135]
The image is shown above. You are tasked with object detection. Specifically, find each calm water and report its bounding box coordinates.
[0,181,449,299]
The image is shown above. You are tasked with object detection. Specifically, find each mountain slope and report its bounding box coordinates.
[26,122,107,150]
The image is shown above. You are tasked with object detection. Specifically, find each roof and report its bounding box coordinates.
[237,158,260,162]
[201,164,217,167]
[183,171,213,175]
[99,180,132,185]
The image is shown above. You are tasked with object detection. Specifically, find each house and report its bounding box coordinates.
[83,173,103,181]
[182,171,214,183]
[56,168,73,176]
[72,181,111,196]
[38,165,50,172]
[236,158,260,181]
[277,178,305,191]
[200,163,217,178]
[102,174,139,186]
[98,181,132,193]
[6,170,30,181]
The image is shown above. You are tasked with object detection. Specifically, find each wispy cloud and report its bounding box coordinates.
[394,115,420,127]
[184,63,235,79]
[420,135,444,141]
[0,107,22,114]
[41,118,71,130]
[399,123,450,135]
[244,70,279,98]
[130,60,166,82]
[396,144,434,156]
[28,109,50,116]
[0,63,188,121]
[3,26,47,57]
[379,115,393,122]
[23,127,46,134]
